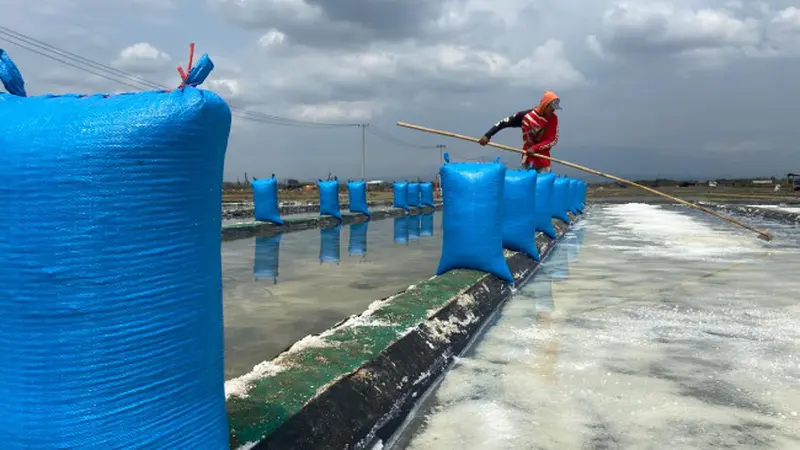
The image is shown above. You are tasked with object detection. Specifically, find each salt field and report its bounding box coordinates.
[393,203,800,449]
[222,212,442,379]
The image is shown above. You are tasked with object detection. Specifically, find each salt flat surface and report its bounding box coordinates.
[395,203,800,450]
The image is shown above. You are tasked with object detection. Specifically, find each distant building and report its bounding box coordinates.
[751,179,773,185]
[708,181,718,188]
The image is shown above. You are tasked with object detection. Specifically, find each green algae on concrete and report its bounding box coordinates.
[226,269,487,446]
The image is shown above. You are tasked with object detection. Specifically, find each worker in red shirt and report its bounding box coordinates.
[478,90,560,173]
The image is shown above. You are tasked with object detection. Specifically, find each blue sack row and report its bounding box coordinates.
[436,153,587,283]
[253,178,438,224]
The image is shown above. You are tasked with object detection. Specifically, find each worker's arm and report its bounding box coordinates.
[529,115,559,153]
[479,109,531,144]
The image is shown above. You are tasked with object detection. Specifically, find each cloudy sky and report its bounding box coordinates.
[2,0,799,181]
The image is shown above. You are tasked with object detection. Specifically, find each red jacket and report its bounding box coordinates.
[483,91,560,168]
[521,110,558,168]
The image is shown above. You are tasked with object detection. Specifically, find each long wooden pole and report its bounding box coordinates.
[396,121,773,241]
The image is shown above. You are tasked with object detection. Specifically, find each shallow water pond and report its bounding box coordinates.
[222,212,442,379]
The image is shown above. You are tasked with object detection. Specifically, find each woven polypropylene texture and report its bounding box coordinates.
[436,161,513,283]
[318,180,342,220]
[0,53,230,448]
[254,234,282,282]
[420,213,434,236]
[347,181,370,216]
[420,182,434,207]
[567,178,580,214]
[320,225,341,263]
[348,222,368,256]
[407,182,421,207]
[393,181,408,210]
[393,216,408,244]
[501,170,540,261]
[535,173,557,239]
[551,177,571,223]
[0,49,26,96]
[252,175,283,224]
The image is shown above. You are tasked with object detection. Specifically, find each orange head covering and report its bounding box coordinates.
[534,90,560,115]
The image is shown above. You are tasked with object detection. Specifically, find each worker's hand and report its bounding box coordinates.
[478,135,489,146]
[526,149,539,157]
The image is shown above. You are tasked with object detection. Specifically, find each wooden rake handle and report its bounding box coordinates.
[396,121,774,241]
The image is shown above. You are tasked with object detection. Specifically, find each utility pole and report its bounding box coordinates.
[436,144,446,165]
[360,123,368,180]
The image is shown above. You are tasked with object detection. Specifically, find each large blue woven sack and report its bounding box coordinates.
[407,182,421,207]
[348,222,368,256]
[320,225,341,263]
[578,180,587,213]
[394,216,409,244]
[420,182,434,207]
[252,175,283,224]
[0,50,230,447]
[348,180,370,216]
[254,234,282,283]
[535,173,557,239]
[318,178,342,220]
[501,170,540,261]
[393,181,408,210]
[436,155,513,282]
[568,178,581,214]
[551,177,571,223]
[420,213,434,236]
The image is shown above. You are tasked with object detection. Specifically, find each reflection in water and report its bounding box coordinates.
[420,213,434,237]
[319,225,341,264]
[349,221,369,258]
[394,216,409,244]
[253,233,282,284]
[526,228,584,387]
[408,214,420,240]
[547,226,585,281]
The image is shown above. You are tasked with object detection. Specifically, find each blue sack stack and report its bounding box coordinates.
[436,154,513,282]
[393,181,409,210]
[566,178,579,215]
[318,178,342,220]
[535,173,557,239]
[347,180,370,217]
[0,49,230,448]
[407,182,421,208]
[420,182,435,207]
[578,180,587,213]
[501,170,540,261]
[551,177,571,223]
[252,174,283,224]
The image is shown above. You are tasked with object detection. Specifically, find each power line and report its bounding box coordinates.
[366,125,442,149]
[0,26,361,128]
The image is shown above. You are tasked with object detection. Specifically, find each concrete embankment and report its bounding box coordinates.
[223,200,395,220]
[222,204,440,241]
[224,214,579,449]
